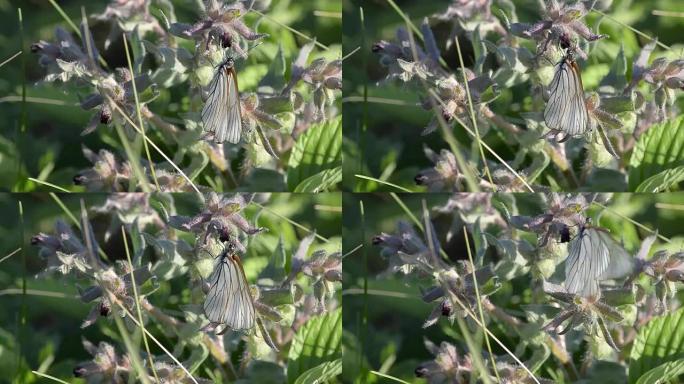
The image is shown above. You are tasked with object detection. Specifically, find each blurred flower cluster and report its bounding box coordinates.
[31,193,341,382]
[31,0,341,191]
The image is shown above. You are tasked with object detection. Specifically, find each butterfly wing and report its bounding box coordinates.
[204,252,255,330]
[564,227,610,298]
[597,231,634,280]
[544,58,588,137]
[202,66,242,144]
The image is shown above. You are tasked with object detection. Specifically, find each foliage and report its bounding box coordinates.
[0,192,342,383]
[343,193,684,383]
[1,0,341,192]
[343,0,684,192]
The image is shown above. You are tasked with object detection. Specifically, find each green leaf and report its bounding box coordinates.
[635,166,684,192]
[600,43,627,90]
[628,307,684,383]
[287,116,341,191]
[259,43,286,90]
[286,308,341,383]
[186,150,209,181]
[294,359,342,384]
[293,166,342,192]
[471,26,486,74]
[636,359,684,384]
[628,116,684,190]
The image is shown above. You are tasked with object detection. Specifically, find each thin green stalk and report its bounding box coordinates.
[115,123,153,192]
[47,0,80,38]
[107,98,201,195]
[447,290,540,384]
[111,312,152,384]
[430,90,534,192]
[369,371,411,384]
[123,33,160,190]
[48,194,110,262]
[401,19,480,192]
[464,227,500,383]
[342,96,418,106]
[49,193,79,228]
[341,46,360,61]
[47,0,108,68]
[79,200,150,384]
[592,9,670,51]
[354,174,411,192]
[360,200,369,383]
[389,192,422,230]
[360,7,368,189]
[0,96,77,105]
[0,288,76,299]
[252,202,329,242]
[342,288,415,299]
[455,313,493,384]
[31,371,70,384]
[17,8,26,193]
[18,200,27,381]
[390,194,450,261]
[383,0,448,68]
[0,248,21,264]
[117,303,199,384]
[652,10,684,17]
[1,51,21,68]
[421,200,444,268]
[592,201,671,243]
[342,243,363,258]
[27,178,70,193]
[252,10,329,50]
[384,0,533,192]
[454,36,493,185]
[122,226,160,383]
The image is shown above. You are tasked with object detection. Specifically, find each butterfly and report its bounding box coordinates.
[564,221,632,299]
[544,47,588,143]
[203,239,255,330]
[202,56,242,144]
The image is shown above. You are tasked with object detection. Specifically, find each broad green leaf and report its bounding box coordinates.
[636,359,684,384]
[294,359,342,384]
[600,43,627,90]
[259,43,286,90]
[293,166,342,192]
[287,116,341,190]
[286,307,341,383]
[628,307,684,383]
[635,165,684,192]
[628,116,684,190]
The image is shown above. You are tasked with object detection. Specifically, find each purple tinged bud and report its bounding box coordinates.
[73,174,87,185]
[415,365,429,378]
[73,366,87,377]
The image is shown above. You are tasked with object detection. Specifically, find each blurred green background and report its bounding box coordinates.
[342,0,684,192]
[342,192,684,383]
[0,0,341,191]
[0,192,341,382]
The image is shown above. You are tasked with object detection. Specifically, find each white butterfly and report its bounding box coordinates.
[203,241,255,330]
[202,57,242,144]
[564,224,633,299]
[564,225,609,298]
[544,51,588,142]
